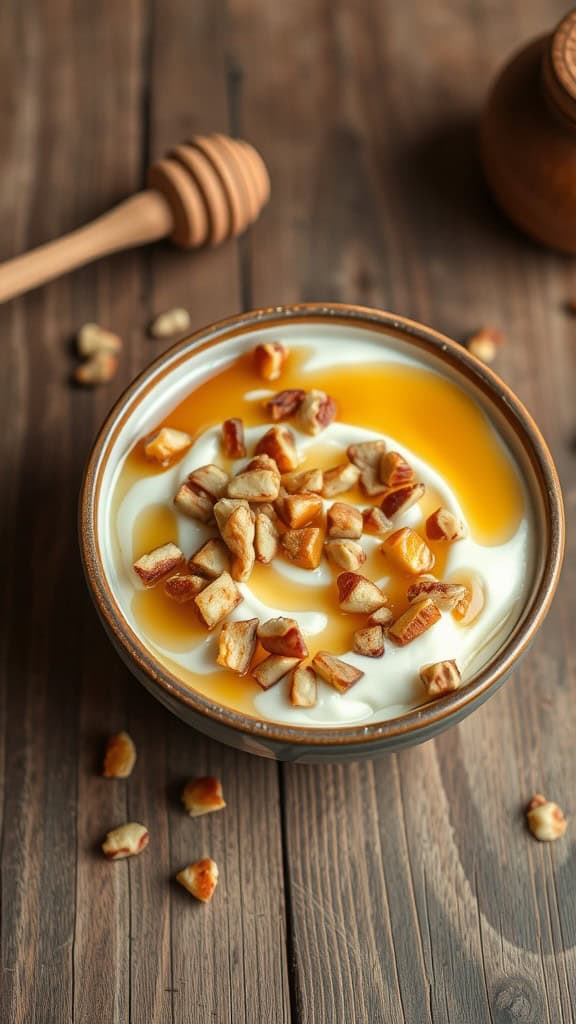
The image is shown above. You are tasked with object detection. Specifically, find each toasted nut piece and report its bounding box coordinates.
[194,572,242,629]
[380,482,425,519]
[220,505,256,582]
[144,427,193,466]
[264,389,306,421]
[75,350,119,386]
[102,731,136,778]
[289,664,318,707]
[280,527,323,569]
[367,606,394,627]
[255,425,299,472]
[176,859,219,902]
[255,512,279,563]
[257,617,308,658]
[526,795,568,842]
[282,467,324,494]
[213,497,251,533]
[466,326,503,364]
[420,660,461,697]
[252,655,300,690]
[217,618,259,674]
[327,502,363,539]
[380,451,415,488]
[187,464,229,500]
[227,467,281,502]
[324,539,366,572]
[337,572,388,614]
[407,580,467,611]
[312,651,364,693]
[189,538,231,579]
[382,528,435,575]
[222,417,246,458]
[102,823,149,860]
[174,482,214,522]
[322,463,360,498]
[347,440,386,469]
[359,467,388,497]
[77,322,122,357]
[253,341,288,381]
[181,777,226,817]
[133,543,185,586]
[362,507,393,535]
[452,572,485,625]
[298,389,337,435]
[279,493,323,528]
[149,307,191,338]
[388,598,441,646]
[245,454,281,476]
[426,507,466,542]
[254,501,276,519]
[353,625,385,658]
[164,573,207,602]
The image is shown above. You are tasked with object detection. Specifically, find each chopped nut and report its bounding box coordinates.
[133,543,185,587]
[102,731,136,778]
[407,580,466,611]
[380,482,425,519]
[77,322,122,357]
[187,464,229,500]
[278,492,323,529]
[194,571,242,629]
[353,625,385,658]
[322,462,360,498]
[312,652,364,693]
[254,501,276,519]
[102,822,149,860]
[426,507,466,542]
[189,538,231,579]
[176,859,219,902]
[149,306,191,338]
[526,795,568,842]
[465,326,503,364]
[264,389,305,421]
[217,618,259,674]
[380,451,415,488]
[174,482,214,522]
[289,664,318,707]
[347,440,386,469]
[282,468,324,494]
[252,655,300,690]
[388,598,441,646]
[362,507,392,535]
[144,427,193,466]
[75,350,118,386]
[219,504,256,582]
[327,502,363,539]
[245,454,281,476]
[213,497,251,534]
[367,606,394,627]
[452,573,485,625]
[255,512,279,563]
[324,539,366,572]
[255,425,299,472]
[227,467,281,502]
[337,572,388,614]
[297,390,337,435]
[280,527,323,569]
[420,660,461,697]
[382,528,435,575]
[181,777,226,817]
[222,417,246,458]
[164,573,206,602]
[253,341,288,381]
[359,467,388,497]
[257,617,308,658]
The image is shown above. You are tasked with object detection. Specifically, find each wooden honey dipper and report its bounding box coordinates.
[0,134,270,304]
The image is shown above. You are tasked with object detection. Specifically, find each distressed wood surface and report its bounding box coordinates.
[0,0,575,1022]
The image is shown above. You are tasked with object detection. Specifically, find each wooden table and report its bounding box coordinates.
[1,1,574,1021]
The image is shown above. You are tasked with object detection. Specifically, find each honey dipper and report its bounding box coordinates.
[0,134,270,304]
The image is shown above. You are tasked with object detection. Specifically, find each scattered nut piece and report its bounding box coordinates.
[353,625,385,658]
[312,652,364,693]
[322,462,361,498]
[257,617,308,658]
[380,451,416,488]
[75,350,119,386]
[337,572,388,614]
[362,507,392,535]
[254,512,279,563]
[133,543,185,587]
[254,501,276,519]
[407,580,466,611]
[282,468,324,494]
[218,503,256,582]
[324,539,366,572]
[289,664,318,707]
[213,498,251,533]
[227,467,281,502]
[388,598,441,646]
[181,777,226,817]
[452,573,485,625]
[420,660,461,697]
[327,502,363,539]
[359,467,388,497]
[253,341,288,381]
[280,527,323,569]
[77,322,122,357]
[194,572,242,629]
[217,618,259,674]
[245,454,281,476]
[187,464,229,500]
[222,418,246,458]
[149,307,191,339]
[174,481,214,522]
[380,482,426,519]
[264,389,306,421]
[297,390,337,435]
[102,823,149,860]
[347,440,386,469]
[426,507,466,542]
[255,425,300,472]
[144,427,193,466]
[526,795,568,842]
[102,731,137,778]
[164,573,206,602]
[176,859,219,903]
[382,528,435,575]
[189,538,231,579]
[367,606,394,627]
[252,655,300,690]
[278,492,323,528]
[465,326,503,364]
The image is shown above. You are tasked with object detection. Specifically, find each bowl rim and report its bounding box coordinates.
[79,302,565,748]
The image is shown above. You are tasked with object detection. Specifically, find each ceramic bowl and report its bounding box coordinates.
[79,304,564,763]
